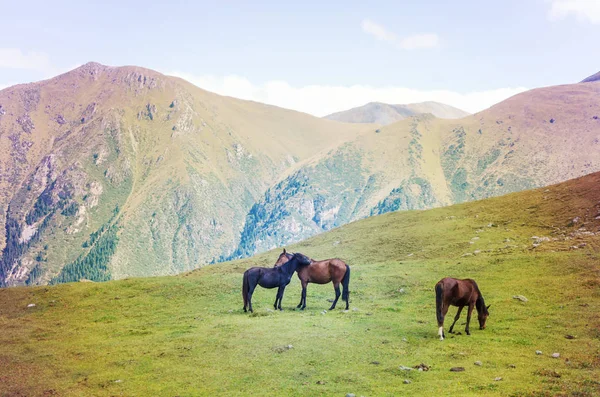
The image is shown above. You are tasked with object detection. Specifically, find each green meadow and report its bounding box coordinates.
[2,173,600,396]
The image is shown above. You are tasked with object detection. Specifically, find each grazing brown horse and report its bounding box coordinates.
[274,249,350,310]
[435,277,490,340]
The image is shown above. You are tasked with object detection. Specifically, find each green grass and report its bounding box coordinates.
[1,173,600,396]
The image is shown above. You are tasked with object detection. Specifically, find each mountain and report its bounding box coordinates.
[231,80,600,258]
[2,63,600,286]
[581,70,600,83]
[2,171,600,396]
[323,101,470,124]
[0,62,370,286]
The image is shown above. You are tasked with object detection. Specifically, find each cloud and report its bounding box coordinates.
[168,71,527,116]
[361,19,439,50]
[399,34,440,50]
[548,0,600,23]
[361,19,398,42]
[0,48,51,71]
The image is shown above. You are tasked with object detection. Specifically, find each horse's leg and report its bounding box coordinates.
[296,272,303,308]
[465,303,475,335]
[439,304,450,340]
[277,286,285,311]
[448,306,464,333]
[300,280,308,310]
[273,288,280,310]
[341,264,350,310]
[329,281,341,310]
[247,281,257,313]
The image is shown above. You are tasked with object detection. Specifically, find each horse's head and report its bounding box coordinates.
[273,248,294,268]
[292,252,312,267]
[478,304,491,330]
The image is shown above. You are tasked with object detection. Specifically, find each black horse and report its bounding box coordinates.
[242,252,311,313]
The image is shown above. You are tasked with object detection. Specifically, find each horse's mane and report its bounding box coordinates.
[470,279,482,296]
[472,280,488,315]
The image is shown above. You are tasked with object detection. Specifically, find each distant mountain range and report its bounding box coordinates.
[581,70,600,83]
[1,63,599,286]
[324,101,470,125]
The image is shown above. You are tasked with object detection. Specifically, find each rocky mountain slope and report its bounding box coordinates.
[324,101,470,124]
[232,80,600,258]
[0,63,370,286]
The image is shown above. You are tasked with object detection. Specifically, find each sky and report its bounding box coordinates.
[1,0,599,116]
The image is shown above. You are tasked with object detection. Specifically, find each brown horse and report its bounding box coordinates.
[435,277,490,340]
[274,249,350,310]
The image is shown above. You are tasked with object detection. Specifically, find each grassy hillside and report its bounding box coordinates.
[1,172,599,396]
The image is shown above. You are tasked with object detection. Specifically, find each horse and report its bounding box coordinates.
[242,252,311,313]
[274,248,351,311]
[435,277,490,340]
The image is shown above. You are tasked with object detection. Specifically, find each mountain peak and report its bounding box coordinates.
[324,101,470,125]
[71,62,112,79]
[580,71,600,83]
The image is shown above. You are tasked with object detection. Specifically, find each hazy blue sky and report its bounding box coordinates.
[1,0,599,115]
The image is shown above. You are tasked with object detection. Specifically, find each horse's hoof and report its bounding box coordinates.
[440,336,444,341]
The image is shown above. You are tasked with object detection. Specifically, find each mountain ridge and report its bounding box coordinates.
[0,62,370,286]
[230,79,600,258]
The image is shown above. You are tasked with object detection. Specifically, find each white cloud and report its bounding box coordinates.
[361,19,439,50]
[0,48,51,71]
[399,34,440,50]
[168,71,527,116]
[361,19,398,42]
[548,0,600,23]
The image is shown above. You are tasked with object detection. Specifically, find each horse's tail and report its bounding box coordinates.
[342,264,351,302]
[435,282,444,326]
[242,271,249,309]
